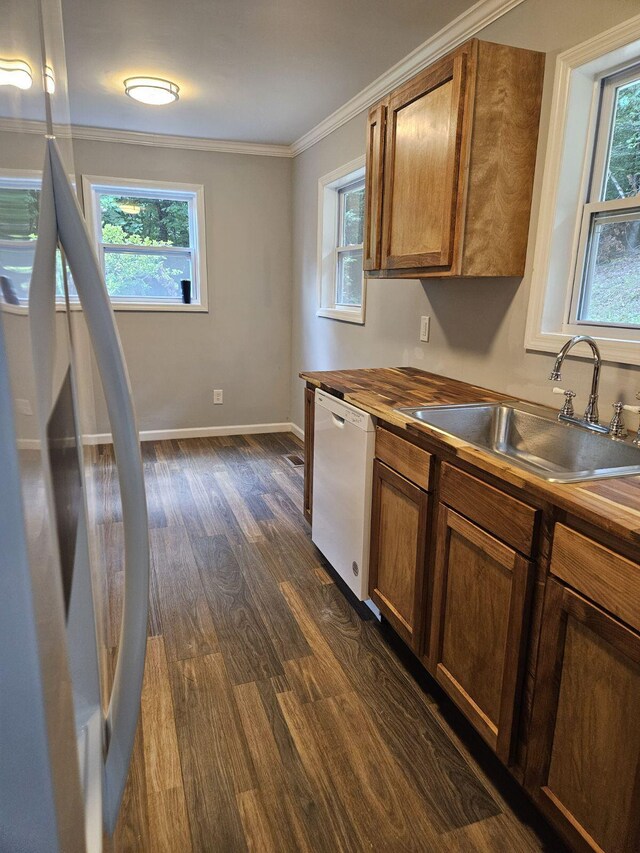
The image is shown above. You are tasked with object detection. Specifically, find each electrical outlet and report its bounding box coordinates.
[419,316,430,343]
[16,398,32,416]
[213,389,223,405]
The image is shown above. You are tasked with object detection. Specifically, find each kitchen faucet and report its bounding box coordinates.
[549,335,604,430]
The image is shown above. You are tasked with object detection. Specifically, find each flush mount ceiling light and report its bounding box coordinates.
[0,59,33,90]
[118,202,141,215]
[123,76,179,105]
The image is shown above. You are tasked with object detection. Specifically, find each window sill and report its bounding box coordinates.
[317,306,365,325]
[104,302,208,313]
[526,328,640,367]
[2,302,208,315]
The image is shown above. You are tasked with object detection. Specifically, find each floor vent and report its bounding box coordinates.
[285,453,304,468]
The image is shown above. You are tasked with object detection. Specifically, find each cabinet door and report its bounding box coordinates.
[363,102,386,271]
[380,50,469,271]
[526,580,640,853]
[430,505,533,764]
[369,460,428,648]
[303,386,314,523]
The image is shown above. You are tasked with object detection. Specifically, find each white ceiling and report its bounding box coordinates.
[58,0,477,145]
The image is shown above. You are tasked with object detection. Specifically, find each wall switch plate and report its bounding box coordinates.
[420,316,430,343]
[16,398,32,416]
[213,389,223,404]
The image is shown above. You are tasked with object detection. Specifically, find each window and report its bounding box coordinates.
[572,65,640,328]
[0,170,66,305]
[317,157,366,323]
[526,18,640,365]
[82,176,207,311]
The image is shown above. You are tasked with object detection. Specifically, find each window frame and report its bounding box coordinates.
[525,14,640,366]
[317,156,366,324]
[82,175,208,312]
[568,63,640,332]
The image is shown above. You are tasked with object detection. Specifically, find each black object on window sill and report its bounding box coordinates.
[181,279,191,304]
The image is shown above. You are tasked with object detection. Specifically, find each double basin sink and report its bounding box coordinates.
[397,401,640,483]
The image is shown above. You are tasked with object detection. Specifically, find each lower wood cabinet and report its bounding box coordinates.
[429,504,533,764]
[303,386,314,523]
[368,460,428,648]
[526,579,640,853]
[302,382,640,849]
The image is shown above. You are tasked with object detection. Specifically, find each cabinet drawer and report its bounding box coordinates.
[375,427,431,491]
[551,524,640,633]
[439,463,537,555]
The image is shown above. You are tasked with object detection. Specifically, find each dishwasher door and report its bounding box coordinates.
[312,390,375,600]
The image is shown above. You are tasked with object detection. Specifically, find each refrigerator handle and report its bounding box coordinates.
[47,139,150,833]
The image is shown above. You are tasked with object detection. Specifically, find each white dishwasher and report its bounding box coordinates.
[312,389,375,600]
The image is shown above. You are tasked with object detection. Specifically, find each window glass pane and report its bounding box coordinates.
[604,76,640,201]
[0,184,67,301]
[340,183,364,246]
[336,249,363,306]
[99,194,191,248]
[0,186,39,240]
[103,249,192,300]
[579,211,640,325]
[0,243,36,301]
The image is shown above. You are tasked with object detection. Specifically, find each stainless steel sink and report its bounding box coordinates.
[397,401,640,483]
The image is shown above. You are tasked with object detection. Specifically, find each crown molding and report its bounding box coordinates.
[0,116,293,157]
[289,0,526,156]
[70,123,293,157]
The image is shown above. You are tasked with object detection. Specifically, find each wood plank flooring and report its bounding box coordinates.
[92,432,559,852]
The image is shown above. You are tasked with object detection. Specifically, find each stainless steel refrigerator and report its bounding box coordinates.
[0,1,149,849]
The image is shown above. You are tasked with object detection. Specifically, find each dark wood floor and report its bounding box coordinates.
[93,432,557,852]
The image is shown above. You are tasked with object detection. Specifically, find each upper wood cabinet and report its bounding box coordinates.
[363,39,545,278]
[363,103,386,271]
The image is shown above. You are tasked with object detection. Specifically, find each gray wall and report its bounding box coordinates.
[71,138,293,434]
[289,0,640,429]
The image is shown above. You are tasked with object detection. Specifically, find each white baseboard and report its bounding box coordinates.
[16,438,41,450]
[83,421,300,446]
[289,423,304,441]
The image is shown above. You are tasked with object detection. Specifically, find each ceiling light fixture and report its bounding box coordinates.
[44,65,55,94]
[118,202,141,215]
[123,76,179,105]
[0,59,33,90]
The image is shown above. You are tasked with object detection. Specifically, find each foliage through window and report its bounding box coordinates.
[336,179,365,307]
[573,65,640,328]
[317,158,366,324]
[83,177,206,309]
[0,174,66,303]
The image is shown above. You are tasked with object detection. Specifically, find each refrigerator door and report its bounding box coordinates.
[0,2,88,850]
[1,0,149,844]
[0,297,86,853]
[44,137,150,833]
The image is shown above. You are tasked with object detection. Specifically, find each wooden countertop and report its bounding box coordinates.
[300,366,640,547]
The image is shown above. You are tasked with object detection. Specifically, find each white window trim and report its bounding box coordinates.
[82,174,208,313]
[317,155,366,324]
[525,13,640,366]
